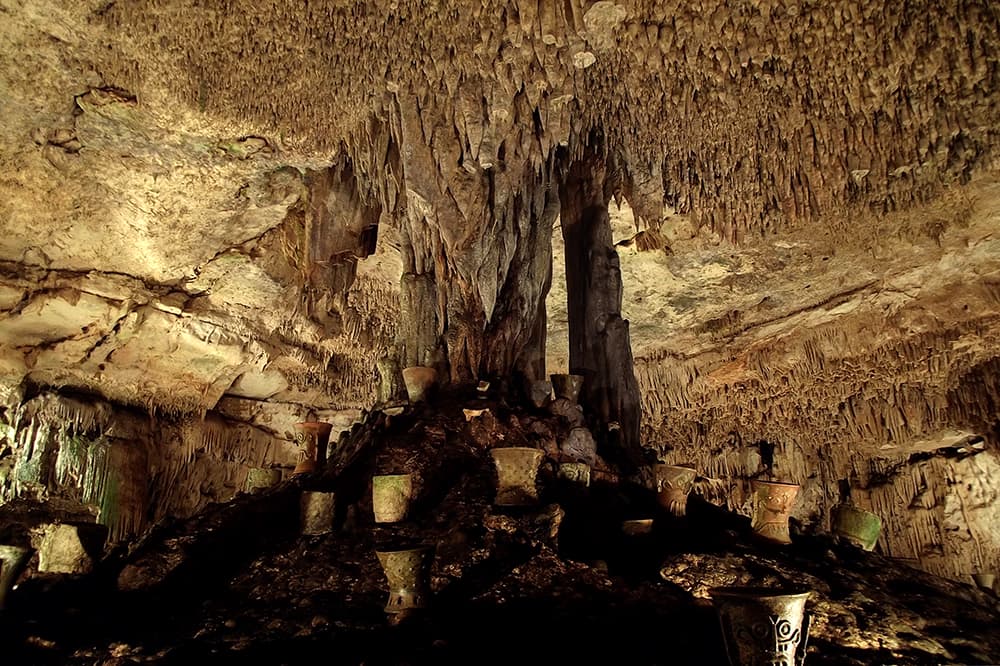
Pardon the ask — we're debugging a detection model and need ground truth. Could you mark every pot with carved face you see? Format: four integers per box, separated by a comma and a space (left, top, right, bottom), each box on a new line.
750, 480, 800, 545
709, 586, 812, 666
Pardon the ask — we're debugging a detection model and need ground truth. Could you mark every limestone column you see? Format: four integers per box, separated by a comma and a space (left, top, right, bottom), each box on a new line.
558, 146, 642, 468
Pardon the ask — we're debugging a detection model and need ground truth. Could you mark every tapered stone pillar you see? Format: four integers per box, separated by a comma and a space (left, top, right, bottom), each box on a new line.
559, 146, 642, 468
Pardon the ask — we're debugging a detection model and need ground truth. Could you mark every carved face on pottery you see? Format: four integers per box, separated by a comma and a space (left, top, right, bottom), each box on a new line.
710, 587, 811, 666
757, 483, 798, 515
750, 481, 799, 545
558, 462, 591, 486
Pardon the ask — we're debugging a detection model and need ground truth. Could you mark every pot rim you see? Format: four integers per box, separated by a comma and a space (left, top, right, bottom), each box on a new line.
402, 365, 437, 374
375, 544, 435, 556
294, 421, 333, 435
490, 446, 544, 453
834, 503, 880, 518
373, 473, 412, 480
709, 585, 812, 601
750, 479, 800, 489
0, 545, 34, 556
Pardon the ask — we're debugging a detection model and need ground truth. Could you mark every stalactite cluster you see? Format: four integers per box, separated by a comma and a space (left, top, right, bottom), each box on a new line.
99, 0, 999, 239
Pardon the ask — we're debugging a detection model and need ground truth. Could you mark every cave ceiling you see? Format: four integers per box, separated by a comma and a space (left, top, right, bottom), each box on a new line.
1, 0, 999, 457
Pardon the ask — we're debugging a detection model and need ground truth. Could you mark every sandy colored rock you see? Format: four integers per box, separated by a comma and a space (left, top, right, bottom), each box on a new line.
36, 522, 108, 574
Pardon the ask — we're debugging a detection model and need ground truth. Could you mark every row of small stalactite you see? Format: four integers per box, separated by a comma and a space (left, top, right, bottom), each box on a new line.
667, 435, 1000, 583
1, 415, 135, 542
0, 395, 290, 545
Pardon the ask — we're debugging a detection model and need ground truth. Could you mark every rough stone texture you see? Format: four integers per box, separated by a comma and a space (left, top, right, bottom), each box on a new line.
0, 0, 999, 591
35, 522, 107, 575
4, 403, 1000, 666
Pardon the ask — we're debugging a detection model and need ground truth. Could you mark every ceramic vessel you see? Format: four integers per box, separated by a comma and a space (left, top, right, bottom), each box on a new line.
710, 586, 812, 666
529, 380, 554, 408
750, 480, 800, 545
0, 545, 33, 611
244, 467, 281, 493
293, 421, 333, 475
372, 474, 414, 523
830, 503, 881, 551
558, 461, 591, 487
300, 491, 336, 535
490, 447, 544, 506
971, 572, 996, 593
654, 464, 698, 517
621, 518, 655, 536
376, 545, 434, 613
550, 373, 585, 403
402, 366, 437, 403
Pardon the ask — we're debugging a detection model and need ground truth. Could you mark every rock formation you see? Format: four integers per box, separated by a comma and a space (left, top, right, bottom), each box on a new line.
0, 1, 999, 660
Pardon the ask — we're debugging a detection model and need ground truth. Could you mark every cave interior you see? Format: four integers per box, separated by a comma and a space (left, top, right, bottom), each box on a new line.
1, 1, 999, 664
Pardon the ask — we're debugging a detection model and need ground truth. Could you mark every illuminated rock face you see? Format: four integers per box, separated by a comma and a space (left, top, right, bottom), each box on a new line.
0, 0, 999, 581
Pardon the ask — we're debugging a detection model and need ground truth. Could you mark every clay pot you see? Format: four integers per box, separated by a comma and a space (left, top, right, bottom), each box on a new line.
750, 480, 800, 545
830, 503, 881, 551
375, 545, 434, 613
710, 586, 812, 666
300, 491, 335, 536
0, 545, 33, 611
490, 447, 544, 506
244, 467, 281, 493
402, 366, 437, 403
971, 572, 996, 593
558, 461, 591, 487
372, 474, 414, 523
293, 421, 333, 475
654, 464, 698, 517
529, 380, 554, 408
621, 518, 655, 536
550, 373, 585, 403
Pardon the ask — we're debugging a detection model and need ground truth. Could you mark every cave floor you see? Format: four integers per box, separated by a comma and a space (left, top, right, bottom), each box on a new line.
4, 396, 1000, 665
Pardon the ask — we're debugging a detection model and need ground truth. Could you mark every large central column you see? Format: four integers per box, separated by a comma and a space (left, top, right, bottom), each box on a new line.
559, 148, 643, 468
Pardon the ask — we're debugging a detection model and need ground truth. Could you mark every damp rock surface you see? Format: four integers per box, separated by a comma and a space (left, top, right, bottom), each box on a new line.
4, 401, 998, 666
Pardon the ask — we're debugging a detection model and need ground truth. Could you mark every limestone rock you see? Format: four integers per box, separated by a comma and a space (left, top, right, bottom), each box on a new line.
36, 522, 108, 575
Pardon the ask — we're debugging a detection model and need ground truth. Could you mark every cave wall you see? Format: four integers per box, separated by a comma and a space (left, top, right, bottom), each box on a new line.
0, 391, 366, 543
1, 0, 999, 584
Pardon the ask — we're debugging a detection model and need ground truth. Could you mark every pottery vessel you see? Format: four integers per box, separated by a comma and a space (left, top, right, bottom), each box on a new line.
710, 586, 812, 666
490, 447, 544, 506
654, 464, 698, 517
971, 572, 996, 592
293, 421, 333, 475
372, 474, 414, 523
402, 366, 437, 403
830, 503, 881, 551
529, 380, 554, 408
376, 545, 434, 613
750, 480, 800, 545
558, 461, 591, 487
244, 467, 281, 493
621, 518, 655, 536
0, 545, 33, 611
300, 491, 336, 535
550, 373, 585, 403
